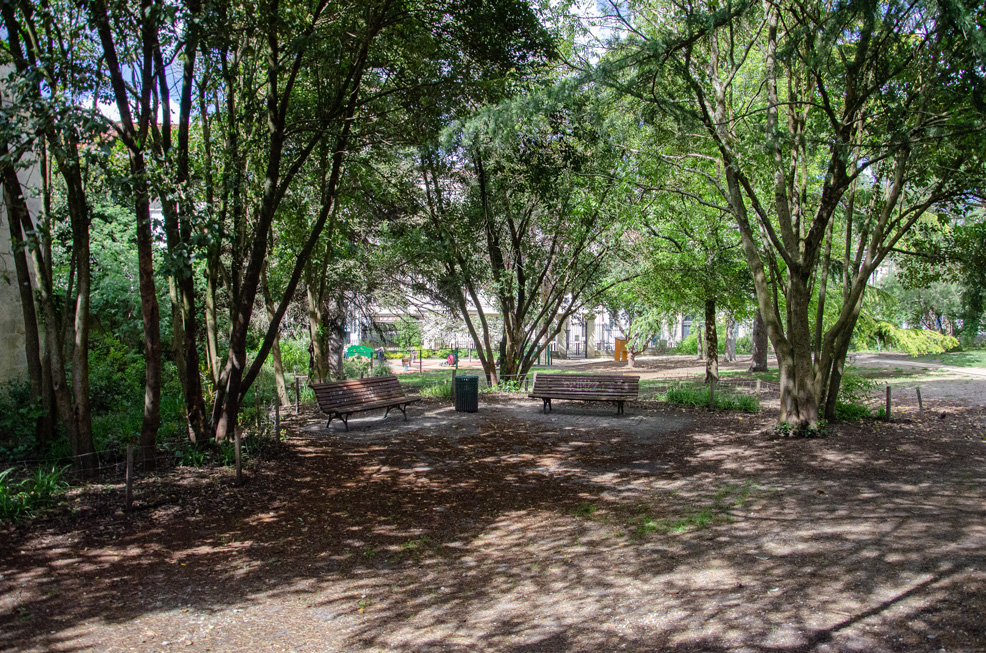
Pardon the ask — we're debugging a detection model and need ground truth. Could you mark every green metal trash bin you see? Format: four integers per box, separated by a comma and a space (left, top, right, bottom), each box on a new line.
454, 375, 479, 413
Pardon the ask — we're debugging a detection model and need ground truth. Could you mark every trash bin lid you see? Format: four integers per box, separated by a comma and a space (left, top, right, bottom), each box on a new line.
456, 375, 478, 380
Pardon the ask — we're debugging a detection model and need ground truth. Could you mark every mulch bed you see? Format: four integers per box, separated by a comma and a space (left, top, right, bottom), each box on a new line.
2, 396, 985, 652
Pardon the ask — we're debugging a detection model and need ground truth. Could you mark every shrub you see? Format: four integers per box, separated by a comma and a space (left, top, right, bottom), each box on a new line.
834, 371, 875, 421
675, 333, 698, 355
0, 381, 45, 460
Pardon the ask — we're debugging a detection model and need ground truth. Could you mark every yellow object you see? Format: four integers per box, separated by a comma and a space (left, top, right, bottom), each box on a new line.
615, 338, 627, 362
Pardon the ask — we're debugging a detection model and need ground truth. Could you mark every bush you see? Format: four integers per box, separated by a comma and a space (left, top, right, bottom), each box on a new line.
834, 371, 875, 421
676, 333, 698, 355
0, 381, 45, 460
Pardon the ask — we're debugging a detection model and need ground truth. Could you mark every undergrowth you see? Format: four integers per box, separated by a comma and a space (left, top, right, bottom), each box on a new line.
661, 384, 760, 412
0, 465, 69, 521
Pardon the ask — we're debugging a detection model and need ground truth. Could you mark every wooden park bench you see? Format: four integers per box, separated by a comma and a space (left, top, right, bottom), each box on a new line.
528, 373, 639, 415
312, 375, 421, 431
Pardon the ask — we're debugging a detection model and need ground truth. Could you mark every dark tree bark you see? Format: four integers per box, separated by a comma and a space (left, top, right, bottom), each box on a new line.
749, 310, 769, 372
324, 294, 348, 381
1, 159, 46, 444
704, 299, 719, 383
91, 0, 163, 462
724, 313, 736, 362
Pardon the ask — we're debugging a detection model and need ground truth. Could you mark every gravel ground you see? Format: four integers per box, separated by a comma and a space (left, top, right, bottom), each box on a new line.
2, 386, 986, 652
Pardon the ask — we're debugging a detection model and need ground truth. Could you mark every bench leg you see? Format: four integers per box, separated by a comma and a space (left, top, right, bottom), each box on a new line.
326, 415, 334, 429
384, 406, 392, 418
617, 401, 624, 415
542, 398, 551, 414
341, 414, 349, 432
400, 404, 408, 421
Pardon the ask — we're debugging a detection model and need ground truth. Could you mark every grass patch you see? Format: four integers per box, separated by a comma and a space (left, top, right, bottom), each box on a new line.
420, 381, 453, 400
661, 383, 760, 412
630, 481, 756, 538
573, 501, 598, 518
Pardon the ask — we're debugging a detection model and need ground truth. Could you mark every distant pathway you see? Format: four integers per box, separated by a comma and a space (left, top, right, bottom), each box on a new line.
854, 352, 986, 379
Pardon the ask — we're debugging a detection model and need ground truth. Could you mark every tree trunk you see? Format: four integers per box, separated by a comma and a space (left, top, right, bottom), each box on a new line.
749, 311, 768, 372
18, 185, 76, 459
204, 250, 222, 387
704, 299, 718, 383
696, 318, 705, 360
262, 267, 290, 406
2, 162, 46, 444
325, 294, 347, 381
724, 313, 736, 363
306, 283, 327, 384
131, 154, 162, 463
62, 163, 96, 475
626, 348, 636, 369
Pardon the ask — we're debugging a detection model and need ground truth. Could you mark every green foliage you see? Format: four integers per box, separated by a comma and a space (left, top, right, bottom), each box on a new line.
675, 333, 698, 355
0, 382, 45, 460
0, 466, 69, 521
420, 381, 453, 399
393, 316, 423, 349
854, 315, 960, 355
275, 338, 310, 375
343, 358, 371, 379
89, 333, 146, 414
370, 361, 394, 377
834, 372, 876, 421
661, 384, 759, 412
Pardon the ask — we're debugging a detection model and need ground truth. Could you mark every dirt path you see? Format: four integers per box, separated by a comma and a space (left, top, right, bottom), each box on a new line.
850, 353, 986, 408
2, 397, 986, 652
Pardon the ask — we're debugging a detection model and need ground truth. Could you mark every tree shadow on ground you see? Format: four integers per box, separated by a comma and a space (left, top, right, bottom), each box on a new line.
1, 399, 985, 651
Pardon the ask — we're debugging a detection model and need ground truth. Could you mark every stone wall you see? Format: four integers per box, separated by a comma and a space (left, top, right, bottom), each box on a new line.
0, 160, 41, 386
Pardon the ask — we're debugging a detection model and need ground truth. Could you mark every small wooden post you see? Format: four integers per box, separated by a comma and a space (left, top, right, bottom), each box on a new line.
755, 379, 761, 395
419, 348, 422, 373
295, 377, 301, 414
235, 427, 243, 486
916, 387, 923, 413
274, 401, 281, 437
885, 385, 892, 421
709, 377, 717, 411
125, 444, 134, 512
254, 390, 260, 427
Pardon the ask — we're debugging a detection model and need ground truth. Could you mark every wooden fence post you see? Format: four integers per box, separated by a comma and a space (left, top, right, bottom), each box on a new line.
755, 379, 761, 395
125, 444, 134, 512
274, 401, 281, 438
885, 385, 892, 421
916, 387, 923, 413
295, 377, 301, 414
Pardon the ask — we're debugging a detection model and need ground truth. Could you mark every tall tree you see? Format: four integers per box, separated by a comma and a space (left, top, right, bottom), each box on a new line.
601, 0, 986, 427
400, 87, 631, 383
2, 0, 101, 473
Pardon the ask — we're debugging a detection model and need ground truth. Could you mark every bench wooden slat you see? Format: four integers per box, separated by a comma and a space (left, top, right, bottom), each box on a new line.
311, 375, 420, 431
527, 372, 639, 415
